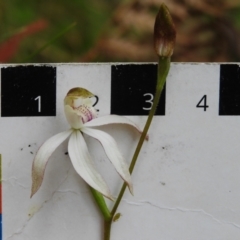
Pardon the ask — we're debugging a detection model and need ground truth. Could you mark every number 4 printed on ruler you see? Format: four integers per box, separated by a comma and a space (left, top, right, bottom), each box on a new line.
196, 95, 209, 111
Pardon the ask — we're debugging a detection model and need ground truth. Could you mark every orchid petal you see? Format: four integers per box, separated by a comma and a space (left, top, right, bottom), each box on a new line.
82, 127, 133, 194
84, 115, 148, 140
31, 130, 72, 197
64, 105, 84, 129
68, 130, 114, 200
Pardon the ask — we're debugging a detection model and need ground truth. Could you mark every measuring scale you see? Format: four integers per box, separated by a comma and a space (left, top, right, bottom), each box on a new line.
0, 63, 240, 239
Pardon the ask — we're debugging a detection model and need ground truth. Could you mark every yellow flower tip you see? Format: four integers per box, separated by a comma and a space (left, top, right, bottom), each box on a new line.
30, 170, 41, 198
128, 182, 134, 196
30, 186, 36, 198
154, 3, 176, 57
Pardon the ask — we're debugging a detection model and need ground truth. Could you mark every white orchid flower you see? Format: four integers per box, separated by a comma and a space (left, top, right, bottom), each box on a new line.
31, 87, 146, 200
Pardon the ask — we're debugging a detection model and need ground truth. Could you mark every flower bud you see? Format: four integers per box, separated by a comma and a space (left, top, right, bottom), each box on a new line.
154, 4, 176, 57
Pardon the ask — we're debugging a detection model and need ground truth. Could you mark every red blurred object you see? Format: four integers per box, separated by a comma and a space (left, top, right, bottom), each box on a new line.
0, 19, 48, 62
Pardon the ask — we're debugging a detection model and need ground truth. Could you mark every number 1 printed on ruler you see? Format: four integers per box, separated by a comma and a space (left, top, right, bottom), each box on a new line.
34, 96, 41, 113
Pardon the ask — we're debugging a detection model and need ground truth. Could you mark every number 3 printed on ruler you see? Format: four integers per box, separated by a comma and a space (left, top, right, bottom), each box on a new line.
143, 93, 154, 110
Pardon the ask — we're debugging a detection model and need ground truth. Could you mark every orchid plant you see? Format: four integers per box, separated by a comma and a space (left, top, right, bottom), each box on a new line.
31, 87, 143, 200
31, 3, 176, 240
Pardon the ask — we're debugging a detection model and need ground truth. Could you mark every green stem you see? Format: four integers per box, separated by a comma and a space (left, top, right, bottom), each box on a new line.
103, 219, 112, 240
89, 187, 112, 221
104, 56, 171, 239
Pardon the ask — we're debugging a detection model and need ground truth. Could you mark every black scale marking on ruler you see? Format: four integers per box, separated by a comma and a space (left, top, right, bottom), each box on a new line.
111, 64, 165, 116
1, 66, 56, 117
219, 64, 240, 115
1, 64, 240, 116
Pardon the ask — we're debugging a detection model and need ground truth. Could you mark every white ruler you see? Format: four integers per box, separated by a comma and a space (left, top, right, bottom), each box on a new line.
1, 63, 240, 240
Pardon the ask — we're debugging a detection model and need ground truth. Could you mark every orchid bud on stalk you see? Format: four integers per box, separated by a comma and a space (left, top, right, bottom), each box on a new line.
104, 4, 177, 239
154, 4, 176, 57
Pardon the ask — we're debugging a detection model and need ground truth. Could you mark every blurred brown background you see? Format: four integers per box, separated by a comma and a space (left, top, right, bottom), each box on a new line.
1, 0, 240, 63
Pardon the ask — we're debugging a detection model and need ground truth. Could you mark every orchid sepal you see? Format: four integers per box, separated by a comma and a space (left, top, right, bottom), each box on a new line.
84, 115, 149, 141
68, 130, 114, 200
31, 130, 72, 198
82, 127, 133, 194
